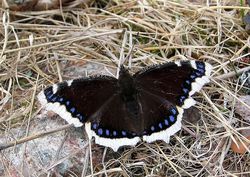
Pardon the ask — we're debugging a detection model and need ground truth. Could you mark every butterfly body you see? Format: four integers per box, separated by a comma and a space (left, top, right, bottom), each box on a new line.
117, 67, 141, 122
38, 60, 212, 151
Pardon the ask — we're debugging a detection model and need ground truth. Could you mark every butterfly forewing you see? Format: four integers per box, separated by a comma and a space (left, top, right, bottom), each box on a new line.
38, 76, 118, 127
134, 61, 212, 109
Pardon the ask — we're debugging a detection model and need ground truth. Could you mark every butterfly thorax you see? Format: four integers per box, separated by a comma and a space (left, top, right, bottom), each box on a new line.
118, 67, 141, 119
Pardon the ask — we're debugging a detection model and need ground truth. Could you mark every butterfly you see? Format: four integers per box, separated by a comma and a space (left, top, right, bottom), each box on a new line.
38, 60, 212, 151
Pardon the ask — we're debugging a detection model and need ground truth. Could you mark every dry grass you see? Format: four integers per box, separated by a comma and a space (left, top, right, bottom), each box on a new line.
0, 0, 250, 176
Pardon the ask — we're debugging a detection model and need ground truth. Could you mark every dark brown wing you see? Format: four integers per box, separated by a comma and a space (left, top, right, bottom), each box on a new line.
134, 61, 212, 108
37, 76, 118, 127
84, 94, 142, 151
133, 61, 212, 143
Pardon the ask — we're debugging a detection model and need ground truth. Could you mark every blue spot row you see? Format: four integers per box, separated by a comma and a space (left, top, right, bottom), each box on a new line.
63, 101, 85, 122
45, 90, 52, 97
196, 61, 205, 69
91, 123, 134, 138
44, 91, 85, 122
179, 62, 206, 105
196, 61, 206, 74
96, 128, 120, 137
147, 108, 178, 135
179, 95, 187, 104
170, 108, 177, 115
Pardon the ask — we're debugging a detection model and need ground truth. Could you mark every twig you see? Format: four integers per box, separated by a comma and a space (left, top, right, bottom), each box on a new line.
0, 124, 72, 151
215, 66, 250, 80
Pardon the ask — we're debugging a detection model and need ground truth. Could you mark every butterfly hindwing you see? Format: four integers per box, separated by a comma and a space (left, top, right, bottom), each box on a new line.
136, 90, 183, 143
85, 94, 141, 151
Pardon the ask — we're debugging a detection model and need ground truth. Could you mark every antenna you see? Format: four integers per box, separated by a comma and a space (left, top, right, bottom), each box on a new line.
123, 32, 139, 69
98, 31, 139, 78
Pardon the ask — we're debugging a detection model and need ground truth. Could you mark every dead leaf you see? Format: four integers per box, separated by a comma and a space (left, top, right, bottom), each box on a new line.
231, 136, 250, 154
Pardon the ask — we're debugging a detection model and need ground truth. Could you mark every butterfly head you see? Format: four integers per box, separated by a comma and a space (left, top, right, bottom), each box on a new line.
118, 65, 137, 98
119, 65, 129, 75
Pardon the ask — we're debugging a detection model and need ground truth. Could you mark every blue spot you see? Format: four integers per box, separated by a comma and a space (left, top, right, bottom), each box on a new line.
195, 71, 202, 77
66, 101, 70, 106
132, 132, 136, 136
97, 128, 103, 135
45, 90, 52, 96
122, 131, 127, 136
171, 108, 177, 115
185, 80, 191, 85
79, 115, 84, 121
190, 74, 196, 80
70, 107, 76, 113
151, 126, 155, 131
143, 131, 147, 135
77, 114, 84, 122
105, 129, 110, 136
92, 123, 97, 129
179, 95, 186, 103
169, 115, 175, 122
158, 123, 163, 129
196, 61, 205, 68
47, 94, 54, 100
113, 131, 117, 136
197, 68, 205, 74
51, 96, 57, 102
183, 88, 189, 94
164, 119, 169, 126
59, 98, 64, 102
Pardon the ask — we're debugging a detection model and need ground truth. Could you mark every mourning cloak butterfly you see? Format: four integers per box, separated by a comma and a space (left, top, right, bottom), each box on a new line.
38, 60, 212, 151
